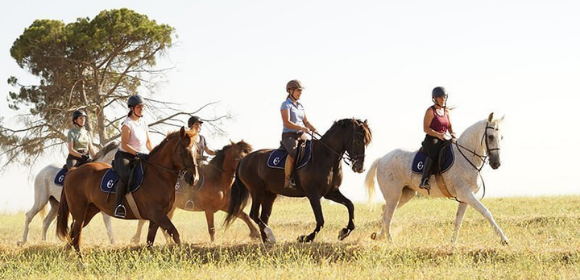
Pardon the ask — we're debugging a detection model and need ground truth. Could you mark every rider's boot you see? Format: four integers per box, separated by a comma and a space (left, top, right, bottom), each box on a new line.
283, 156, 296, 189
419, 157, 434, 194
114, 180, 128, 218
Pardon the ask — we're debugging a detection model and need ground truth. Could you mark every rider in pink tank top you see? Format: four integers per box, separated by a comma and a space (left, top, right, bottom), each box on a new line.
419, 87, 456, 193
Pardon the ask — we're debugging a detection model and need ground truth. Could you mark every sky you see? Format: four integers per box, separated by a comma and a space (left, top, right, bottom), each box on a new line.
1, 0, 579, 213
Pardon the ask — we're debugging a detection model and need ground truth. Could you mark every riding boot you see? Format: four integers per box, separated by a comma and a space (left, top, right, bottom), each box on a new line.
419, 157, 434, 194
114, 180, 128, 218
283, 156, 296, 189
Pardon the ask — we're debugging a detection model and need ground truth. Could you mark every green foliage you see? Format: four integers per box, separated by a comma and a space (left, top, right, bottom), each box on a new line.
1, 8, 176, 166
1, 196, 579, 279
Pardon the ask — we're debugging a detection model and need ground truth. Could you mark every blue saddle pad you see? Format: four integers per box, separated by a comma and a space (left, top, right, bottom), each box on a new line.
100, 163, 145, 193
412, 146, 455, 174
54, 168, 67, 186
267, 141, 312, 170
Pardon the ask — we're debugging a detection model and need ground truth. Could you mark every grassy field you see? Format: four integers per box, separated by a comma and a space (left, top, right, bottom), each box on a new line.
1, 196, 579, 279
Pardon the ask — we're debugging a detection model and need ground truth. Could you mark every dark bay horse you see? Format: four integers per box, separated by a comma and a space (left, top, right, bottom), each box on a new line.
131, 140, 260, 243
225, 118, 372, 243
56, 127, 198, 254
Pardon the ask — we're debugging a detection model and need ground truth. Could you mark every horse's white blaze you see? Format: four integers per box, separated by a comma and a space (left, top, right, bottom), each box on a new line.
18, 143, 118, 245
366, 113, 508, 244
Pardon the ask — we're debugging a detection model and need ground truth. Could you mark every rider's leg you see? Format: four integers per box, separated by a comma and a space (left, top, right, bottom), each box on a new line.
283, 155, 296, 188
419, 156, 434, 193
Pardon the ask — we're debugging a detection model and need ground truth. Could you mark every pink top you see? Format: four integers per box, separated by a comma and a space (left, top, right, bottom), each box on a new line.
429, 106, 449, 134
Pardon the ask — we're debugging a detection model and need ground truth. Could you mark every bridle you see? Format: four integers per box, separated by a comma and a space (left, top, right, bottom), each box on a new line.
454, 122, 500, 199
455, 123, 500, 172
312, 122, 366, 167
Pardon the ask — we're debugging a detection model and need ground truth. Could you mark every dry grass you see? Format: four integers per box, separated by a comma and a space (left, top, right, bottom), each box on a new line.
1, 196, 579, 279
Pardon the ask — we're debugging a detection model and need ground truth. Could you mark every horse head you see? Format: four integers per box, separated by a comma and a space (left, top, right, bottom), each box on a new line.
485, 112, 504, 169
175, 127, 199, 185
325, 118, 372, 173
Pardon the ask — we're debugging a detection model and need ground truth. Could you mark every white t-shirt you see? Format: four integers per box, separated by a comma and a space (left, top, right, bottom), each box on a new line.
119, 117, 149, 153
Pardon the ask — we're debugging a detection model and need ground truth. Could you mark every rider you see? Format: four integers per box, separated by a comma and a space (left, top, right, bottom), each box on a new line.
419, 86, 456, 193
188, 115, 215, 163
280, 79, 318, 188
66, 110, 95, 170
113, 95, 152, 218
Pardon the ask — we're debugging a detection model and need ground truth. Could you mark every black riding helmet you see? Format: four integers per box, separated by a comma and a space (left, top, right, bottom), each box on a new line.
127, 95, 145, 108
432, 87, 448, 106
72, 110, 87, 125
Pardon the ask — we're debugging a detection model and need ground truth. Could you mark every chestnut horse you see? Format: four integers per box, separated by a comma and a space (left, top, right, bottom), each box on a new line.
18, 141, 118, 246
225, 118, 372, 243
56, 128, 198, 254
131, 140, 260, 243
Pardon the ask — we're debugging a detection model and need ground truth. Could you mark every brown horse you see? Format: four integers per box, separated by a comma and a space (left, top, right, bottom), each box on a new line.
56, 127, 198, 254
225, 118, 372, 243
131, 140, 260, 243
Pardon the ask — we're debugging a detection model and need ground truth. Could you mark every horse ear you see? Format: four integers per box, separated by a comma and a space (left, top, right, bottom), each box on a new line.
364, 119, 368, 125
180, 126, 186, 137
230, 140, 235, 145
488, 112, 494, 122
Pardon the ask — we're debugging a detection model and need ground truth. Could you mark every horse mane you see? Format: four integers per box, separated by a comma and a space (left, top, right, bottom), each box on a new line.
329, 118, 373, 145
149, 129, 194, 157
94, 141, 119, 160
204, 145, 229, 179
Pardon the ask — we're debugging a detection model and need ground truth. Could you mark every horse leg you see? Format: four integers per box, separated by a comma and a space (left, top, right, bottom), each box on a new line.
372, 188, 403, 244
162, 207, 177, 244
324, 190, 355, 241
132, 219, 147, 244
247, 191, 272, 243
451, 202, 468, 244
41, 198, 59, 242
146, 221, 160, 247
204, 210, 216, 243
460, 192, 509, 245
298, 194, 324, 243
148, 212, 181, 246
101, 213, 116, 244
259, 192, 278, 243
18, 195, 51, 246
233, 211, 260, 239
131, 220, 146, 244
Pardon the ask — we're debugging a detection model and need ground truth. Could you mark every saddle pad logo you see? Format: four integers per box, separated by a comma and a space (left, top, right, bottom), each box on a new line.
54, 169, 68, 186
267, 141, 312, 170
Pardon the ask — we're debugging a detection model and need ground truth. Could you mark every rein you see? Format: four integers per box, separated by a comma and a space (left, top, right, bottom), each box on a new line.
141, 135, 196, 178
454, 124, 500, 200
311, 127, 364, 167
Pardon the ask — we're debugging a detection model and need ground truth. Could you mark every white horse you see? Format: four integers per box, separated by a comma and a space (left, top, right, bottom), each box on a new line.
364, 113, 509, 245
18, 141, 119, 246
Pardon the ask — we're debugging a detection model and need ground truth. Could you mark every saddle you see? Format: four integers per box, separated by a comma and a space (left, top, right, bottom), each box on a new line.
412, 140, 454, 174
267, 140, 312, 170
99, 162, 145, 193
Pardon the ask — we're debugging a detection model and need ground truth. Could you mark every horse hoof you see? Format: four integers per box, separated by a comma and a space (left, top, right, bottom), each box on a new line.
501, 239, 510, 246
371, 232, 377, 240
17, 240, 25, 247
338, 228, 352, 241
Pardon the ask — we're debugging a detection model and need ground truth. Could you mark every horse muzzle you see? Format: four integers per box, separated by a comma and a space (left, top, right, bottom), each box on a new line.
184, 171, 195, 186
352, 161, 365, 173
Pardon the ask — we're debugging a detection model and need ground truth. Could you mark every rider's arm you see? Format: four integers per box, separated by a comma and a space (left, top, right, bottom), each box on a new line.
120, 125, 138, 155
446, 109, 456, 139
303, 114, 318, 134
67, 141, 83, 158
281, 109, 309, 133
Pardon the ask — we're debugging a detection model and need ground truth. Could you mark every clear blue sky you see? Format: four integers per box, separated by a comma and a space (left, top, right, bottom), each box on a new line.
1, 0, 579, 212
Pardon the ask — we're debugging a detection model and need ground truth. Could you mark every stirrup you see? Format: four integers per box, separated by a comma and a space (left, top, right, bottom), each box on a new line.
114, 205, 126, 218
284, 178, 296, 189
419, 179, 431, 195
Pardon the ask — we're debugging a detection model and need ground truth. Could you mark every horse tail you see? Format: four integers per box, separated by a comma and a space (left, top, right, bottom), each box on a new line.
224, 166, 249, 227
56, 185, 70, 241
364, 157, 381, 202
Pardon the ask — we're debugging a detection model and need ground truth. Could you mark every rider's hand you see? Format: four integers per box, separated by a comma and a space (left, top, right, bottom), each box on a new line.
81, 154, 90, 161
135, 152, 149, 160
301, 127, 311, 134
